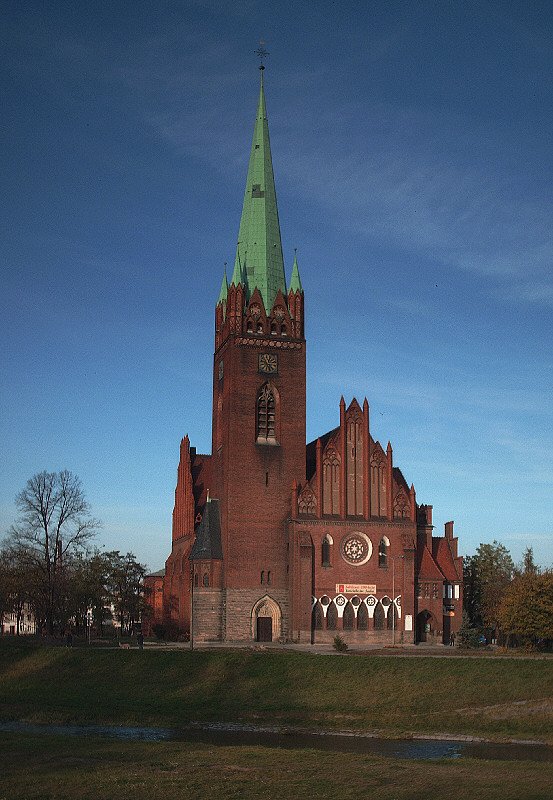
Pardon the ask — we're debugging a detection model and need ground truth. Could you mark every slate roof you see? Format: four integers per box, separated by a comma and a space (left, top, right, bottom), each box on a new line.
417, 545, 446, 581
433, 537, 462, 581
189, 498, 223, 561
145, 568, 165, 578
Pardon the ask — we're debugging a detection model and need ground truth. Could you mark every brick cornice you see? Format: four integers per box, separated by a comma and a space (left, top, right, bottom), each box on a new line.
288, 517, 415, 529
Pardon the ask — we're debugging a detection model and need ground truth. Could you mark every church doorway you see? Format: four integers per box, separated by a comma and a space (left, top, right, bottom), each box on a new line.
417, 610, 433, 642
257, 617, 272, 641
251, 595, 282, 642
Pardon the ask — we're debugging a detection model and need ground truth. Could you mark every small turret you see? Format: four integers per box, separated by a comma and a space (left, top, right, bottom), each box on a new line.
217, 267, 228, 305
289, 253, 303, 293
287, 251, 305, 338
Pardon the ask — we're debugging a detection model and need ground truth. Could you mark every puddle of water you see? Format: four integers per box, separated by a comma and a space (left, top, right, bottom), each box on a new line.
0, 721, 551, 763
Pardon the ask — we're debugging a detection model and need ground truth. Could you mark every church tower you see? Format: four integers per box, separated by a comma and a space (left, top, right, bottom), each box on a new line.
209, 66, 306, 641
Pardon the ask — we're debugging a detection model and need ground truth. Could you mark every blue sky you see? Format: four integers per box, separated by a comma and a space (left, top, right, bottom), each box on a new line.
1, 1, 552, 571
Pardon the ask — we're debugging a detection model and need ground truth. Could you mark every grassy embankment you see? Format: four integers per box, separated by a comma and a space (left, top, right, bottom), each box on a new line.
1, 641, 553, 742
3, 733, 553, 800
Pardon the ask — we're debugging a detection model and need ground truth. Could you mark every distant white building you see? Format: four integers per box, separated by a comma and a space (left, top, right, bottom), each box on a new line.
1, 605, 36, 635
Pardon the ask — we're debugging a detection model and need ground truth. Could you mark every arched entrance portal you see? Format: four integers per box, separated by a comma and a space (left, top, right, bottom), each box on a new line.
251, 595, 282, 642
417, 610, 434, 643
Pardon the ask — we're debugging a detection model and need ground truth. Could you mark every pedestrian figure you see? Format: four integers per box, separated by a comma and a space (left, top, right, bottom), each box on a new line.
449, 631, 455, 647
137, 633, 144, 650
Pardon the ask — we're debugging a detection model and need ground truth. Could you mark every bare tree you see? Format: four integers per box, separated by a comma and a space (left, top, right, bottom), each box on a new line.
8, 470, 100, 635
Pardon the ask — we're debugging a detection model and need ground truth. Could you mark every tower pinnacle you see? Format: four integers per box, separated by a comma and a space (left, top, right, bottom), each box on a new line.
217, 264, 228, 304
289, 251, 303, 294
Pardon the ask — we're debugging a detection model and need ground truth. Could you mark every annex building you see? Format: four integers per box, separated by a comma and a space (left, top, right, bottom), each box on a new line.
144, 69, 463, 646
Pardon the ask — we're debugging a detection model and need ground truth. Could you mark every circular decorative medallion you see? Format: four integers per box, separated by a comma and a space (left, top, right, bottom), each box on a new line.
340, 532, 373, 566
273, 305, 285, 319
335, 595, 346, 607
366, 596, 376, 607
250, 303, 261, 318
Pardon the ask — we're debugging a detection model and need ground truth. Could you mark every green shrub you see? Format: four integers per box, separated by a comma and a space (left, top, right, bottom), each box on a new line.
332, 635, 348, 652
457, 612, 484, 649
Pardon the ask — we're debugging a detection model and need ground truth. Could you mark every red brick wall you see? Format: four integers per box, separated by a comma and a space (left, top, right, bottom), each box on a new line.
212, 332, 306, 606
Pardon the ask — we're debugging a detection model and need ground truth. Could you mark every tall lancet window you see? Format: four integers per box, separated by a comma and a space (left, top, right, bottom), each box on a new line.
256, 383, 278, 443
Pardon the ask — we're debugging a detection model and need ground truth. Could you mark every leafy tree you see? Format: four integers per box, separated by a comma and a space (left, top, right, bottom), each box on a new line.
462, 555, 481, 628
104, 551, 146, 636
67, 550, 111, 636
520, 546, 539, 576
0, 549, 16, 631
6, 471, 99, 634
463, 541, 514, 635
499, 571, 553, 648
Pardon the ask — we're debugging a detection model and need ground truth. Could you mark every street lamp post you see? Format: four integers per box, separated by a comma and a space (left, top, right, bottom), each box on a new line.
190, 566, 194, 651
391, 555, 404, 646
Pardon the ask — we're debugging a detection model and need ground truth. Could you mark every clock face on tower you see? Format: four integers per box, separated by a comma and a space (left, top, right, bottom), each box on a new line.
258, 353, 278, 374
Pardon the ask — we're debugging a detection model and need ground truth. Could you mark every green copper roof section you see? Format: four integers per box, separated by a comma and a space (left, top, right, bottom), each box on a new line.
217, 267, 228, 304
289, 253, 303, 293
235, 70, 286, 311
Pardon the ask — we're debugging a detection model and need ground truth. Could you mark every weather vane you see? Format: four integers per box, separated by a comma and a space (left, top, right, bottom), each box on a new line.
255, 40, 269, 70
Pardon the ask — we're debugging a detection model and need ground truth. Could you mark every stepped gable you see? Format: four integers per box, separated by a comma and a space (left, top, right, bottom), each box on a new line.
306, 427, 338, 481
392, 466, 410, 493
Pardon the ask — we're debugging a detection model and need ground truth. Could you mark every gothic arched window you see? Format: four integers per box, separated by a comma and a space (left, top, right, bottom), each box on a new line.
357, 602, 369, 630
378, 537, 388, 568
322, 536, 331, 567
326, 601, 338, 630
312, 601, 324, 630
202, 573, 209, 587
373, 601, 385, 630
257, 383, 278, 443
343, 601, 355, 630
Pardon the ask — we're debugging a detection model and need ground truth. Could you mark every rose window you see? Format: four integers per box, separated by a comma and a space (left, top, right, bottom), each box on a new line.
340, 533, 372, 566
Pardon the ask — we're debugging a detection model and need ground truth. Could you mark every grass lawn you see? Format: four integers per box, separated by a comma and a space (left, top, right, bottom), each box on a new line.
1, 733, 553, 800
1, 642, 553, 743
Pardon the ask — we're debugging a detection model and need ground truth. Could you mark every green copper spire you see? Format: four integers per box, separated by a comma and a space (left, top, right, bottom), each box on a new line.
217, 266, 228, 304
289, 252, 303, 293
235, 69, 286, 311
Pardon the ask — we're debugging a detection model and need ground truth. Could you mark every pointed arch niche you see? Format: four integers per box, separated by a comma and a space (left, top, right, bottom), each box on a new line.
371, 447, 387, 517
251, 595, 282, 641
323, 447, 341, 515
346, 409, 364, 516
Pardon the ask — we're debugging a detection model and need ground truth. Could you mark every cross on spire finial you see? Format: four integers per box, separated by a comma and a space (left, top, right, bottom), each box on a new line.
255, 40, 269, 70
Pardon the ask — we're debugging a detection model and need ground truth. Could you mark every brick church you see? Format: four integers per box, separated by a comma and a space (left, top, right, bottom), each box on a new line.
144, 68, 463, 646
